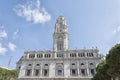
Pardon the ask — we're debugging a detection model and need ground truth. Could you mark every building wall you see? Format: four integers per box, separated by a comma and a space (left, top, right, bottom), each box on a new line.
17, 51, 103, 79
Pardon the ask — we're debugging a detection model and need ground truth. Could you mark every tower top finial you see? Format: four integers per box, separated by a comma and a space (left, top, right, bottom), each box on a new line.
59, 15, 64, 18
57, 15, 65, 21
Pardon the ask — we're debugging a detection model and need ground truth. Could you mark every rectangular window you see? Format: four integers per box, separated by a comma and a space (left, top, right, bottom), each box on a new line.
71, 69, 76, 76
91, 69, 95, 75
58, 70, 62, 75
57, 41, 63, 50
29, 54, 35, 58
37, 54, 43, 58
44, 69, 48, 76
44, 54, 51, 58
70, 53, 76, 57
26, 69, 31, 76
35, 69, 39, 76
81, 69, 85, 76
57, 54, 63, 58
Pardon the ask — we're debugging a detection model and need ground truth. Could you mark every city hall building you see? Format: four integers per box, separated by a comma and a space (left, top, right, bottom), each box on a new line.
17, 16, 104, 80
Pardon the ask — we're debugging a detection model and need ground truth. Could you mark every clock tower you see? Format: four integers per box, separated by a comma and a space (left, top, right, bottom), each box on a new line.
53, 16, 69, 51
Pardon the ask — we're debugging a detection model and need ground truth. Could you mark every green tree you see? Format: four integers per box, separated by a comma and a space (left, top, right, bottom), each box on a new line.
106, 44, 120, 79
92, 44, 120, 80
91, 61, 111, 80
0, 67, 18, 80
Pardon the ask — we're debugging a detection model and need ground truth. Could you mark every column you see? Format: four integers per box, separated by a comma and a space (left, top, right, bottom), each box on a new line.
64, 61, 70, 78
41, 62, 43, 76
43, 53, 44, 58
27, 53, 29, 59
77, 60, 79, 76
35, 53, 37, 59
31, 62, 35, 76
85, 51, 87, 57
49, 61, 55, 77
76, 52, 78, 58
54, 52, 56, 58
86, 61, 89, 77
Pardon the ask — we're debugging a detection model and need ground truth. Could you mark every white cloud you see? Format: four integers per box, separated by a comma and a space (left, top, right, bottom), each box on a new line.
14, 29, 19, 36
8, 42, 16, 51
0, 29, 7, 39
13, 29, 19, 39
14, 0, 51, 24
0, 43, 7, 55
113, 26, 120, 34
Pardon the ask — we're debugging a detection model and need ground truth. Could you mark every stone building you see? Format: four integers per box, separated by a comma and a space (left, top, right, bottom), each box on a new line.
17, 16, 104, 80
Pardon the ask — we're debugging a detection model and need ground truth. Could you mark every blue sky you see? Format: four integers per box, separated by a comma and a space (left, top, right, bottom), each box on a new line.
0, 0, 120, 69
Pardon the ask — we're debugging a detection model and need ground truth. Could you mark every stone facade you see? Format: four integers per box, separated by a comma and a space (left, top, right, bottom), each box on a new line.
17, 16, 104, 80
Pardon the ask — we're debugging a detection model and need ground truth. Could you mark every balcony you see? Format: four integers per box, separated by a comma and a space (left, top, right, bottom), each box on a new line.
43, 66, 49, 69
34, 66, 41, 69
26, 66, 32, 69
79, 65, 87, 68
71, 65, 77, 69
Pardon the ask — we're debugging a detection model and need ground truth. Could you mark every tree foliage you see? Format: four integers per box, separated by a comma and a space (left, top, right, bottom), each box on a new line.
106, 44, 120, 78
91, 61, 111, 80
0, 67, 18, 80
92, 43, 120, 80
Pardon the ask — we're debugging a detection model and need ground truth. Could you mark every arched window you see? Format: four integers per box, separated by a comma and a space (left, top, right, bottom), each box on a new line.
43, 64, 49, 76
81, 63, 84, 65
56, 63, 64, 76
72, 63, 75, 65
45, 64, 48, 66
28, 64, 32, 66
90, 63, 93, 66
57, 66, 63, 76
36, 64, 40, 66
70, 63, 77, 76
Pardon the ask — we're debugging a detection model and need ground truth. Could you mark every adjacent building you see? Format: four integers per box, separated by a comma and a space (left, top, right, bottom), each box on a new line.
17, 16, 104, 80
